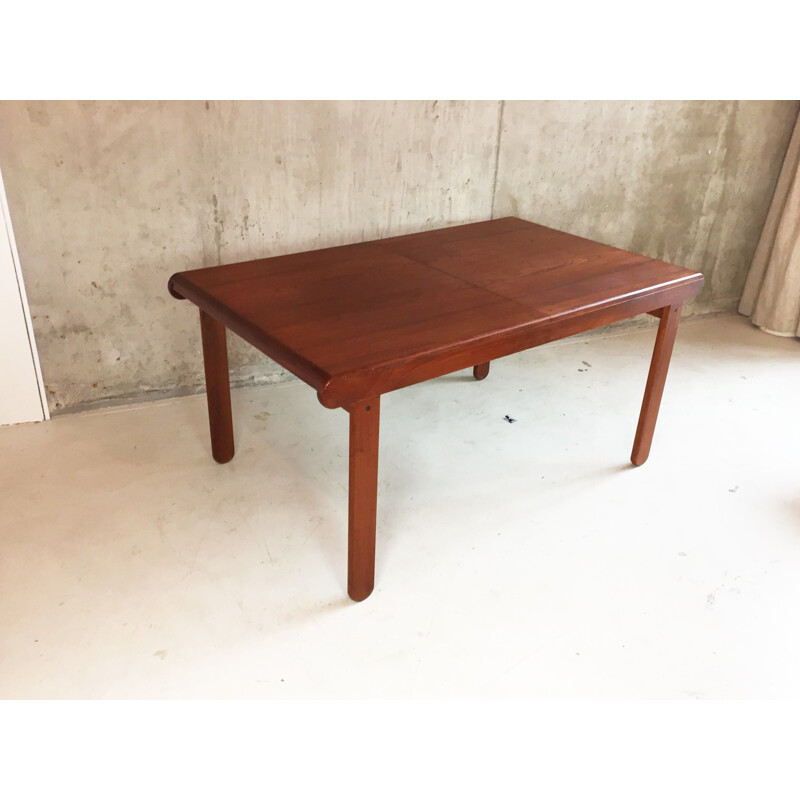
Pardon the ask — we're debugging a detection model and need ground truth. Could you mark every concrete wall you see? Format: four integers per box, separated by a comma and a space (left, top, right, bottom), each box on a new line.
494, 101, 799, 314
0, 100, 796, 412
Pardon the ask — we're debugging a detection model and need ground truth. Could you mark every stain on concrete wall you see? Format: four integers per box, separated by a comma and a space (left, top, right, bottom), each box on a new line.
0, 100, 796, 411
0, 100, 499, 410
493, 100, 799, 314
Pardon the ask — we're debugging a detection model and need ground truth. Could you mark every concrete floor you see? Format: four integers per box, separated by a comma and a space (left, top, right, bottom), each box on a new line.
1, 313, 799, 699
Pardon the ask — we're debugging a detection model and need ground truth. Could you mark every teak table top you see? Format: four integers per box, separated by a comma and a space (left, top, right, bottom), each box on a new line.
168, 217, 703, 409
169, 216, 704, 601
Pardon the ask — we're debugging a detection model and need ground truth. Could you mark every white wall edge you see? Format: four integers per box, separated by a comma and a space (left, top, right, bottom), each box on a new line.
0, 163, 50, 420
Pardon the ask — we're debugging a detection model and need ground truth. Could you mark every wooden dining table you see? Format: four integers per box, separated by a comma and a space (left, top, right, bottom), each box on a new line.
168, 216, 704, 601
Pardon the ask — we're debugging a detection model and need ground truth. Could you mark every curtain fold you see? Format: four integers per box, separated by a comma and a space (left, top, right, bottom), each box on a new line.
739, 110, 800, 337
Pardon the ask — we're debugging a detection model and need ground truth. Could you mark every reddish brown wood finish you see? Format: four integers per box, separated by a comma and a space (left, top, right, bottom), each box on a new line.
168, 218, 703, 410
631, 304, 682, 466
199, 309, 235, 464
347, 398, 380, 601
473, 362, 490, 381
169, 217, 704, 600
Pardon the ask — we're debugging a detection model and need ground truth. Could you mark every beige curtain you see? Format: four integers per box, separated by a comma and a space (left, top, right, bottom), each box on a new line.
739, 110, 800, 337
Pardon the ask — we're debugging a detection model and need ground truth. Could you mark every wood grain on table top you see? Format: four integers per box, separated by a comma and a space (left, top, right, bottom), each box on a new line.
168, 217, 704, 408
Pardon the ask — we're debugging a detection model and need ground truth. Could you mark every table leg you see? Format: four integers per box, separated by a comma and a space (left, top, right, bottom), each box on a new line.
199, 309, 235, 464
631, 304, 682, 466
473, 362, 490, 381
348, 397, 380, 601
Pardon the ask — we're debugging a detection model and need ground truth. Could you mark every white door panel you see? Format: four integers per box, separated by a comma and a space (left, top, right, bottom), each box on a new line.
0, 165, 48, 425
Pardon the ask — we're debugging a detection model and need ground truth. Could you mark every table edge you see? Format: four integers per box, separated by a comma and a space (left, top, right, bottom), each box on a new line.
168, 273, 334, 391
316, 274, 704, 409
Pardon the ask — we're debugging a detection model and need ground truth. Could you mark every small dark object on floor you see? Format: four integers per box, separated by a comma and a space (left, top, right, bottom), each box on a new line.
582, 360, 592, 367
504, 415, 516, 423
